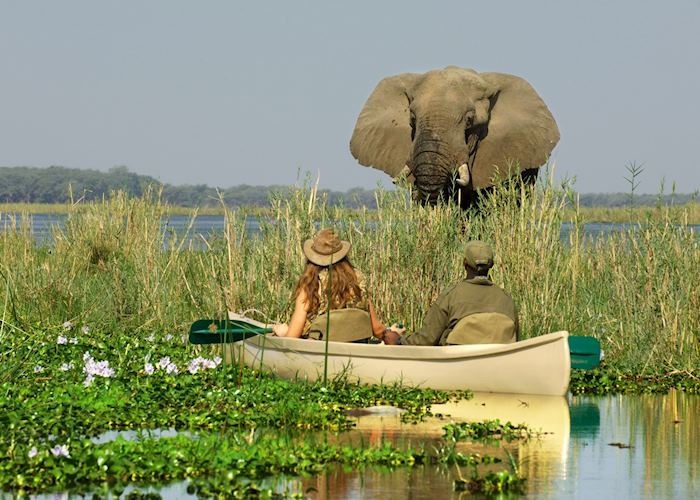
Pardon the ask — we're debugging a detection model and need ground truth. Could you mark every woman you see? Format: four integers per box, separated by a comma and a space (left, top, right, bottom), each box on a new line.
272, 228, 385, 339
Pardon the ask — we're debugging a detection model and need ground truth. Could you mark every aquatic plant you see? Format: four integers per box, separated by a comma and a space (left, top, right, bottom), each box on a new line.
443, 419, 534, 442
570, 367, 700, 394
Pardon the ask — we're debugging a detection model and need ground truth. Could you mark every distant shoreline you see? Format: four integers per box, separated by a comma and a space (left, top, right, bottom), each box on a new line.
1, 165, 698, 211
2, 201, 700, 224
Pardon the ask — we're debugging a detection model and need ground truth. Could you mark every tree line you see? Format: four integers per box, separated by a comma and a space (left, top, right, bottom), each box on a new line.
0, 166, 377, 208
0, 166, 696, 208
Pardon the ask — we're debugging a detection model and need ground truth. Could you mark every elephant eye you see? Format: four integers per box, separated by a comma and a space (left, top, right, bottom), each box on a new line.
465, 112, 474, 128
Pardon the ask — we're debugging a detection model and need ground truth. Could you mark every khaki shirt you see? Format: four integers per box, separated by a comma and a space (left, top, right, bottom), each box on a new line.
400, 277, 519, 346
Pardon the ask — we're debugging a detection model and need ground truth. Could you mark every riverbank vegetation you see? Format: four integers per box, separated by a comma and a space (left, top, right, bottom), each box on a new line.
2, 178, 698, 373
1, 177, 698, 495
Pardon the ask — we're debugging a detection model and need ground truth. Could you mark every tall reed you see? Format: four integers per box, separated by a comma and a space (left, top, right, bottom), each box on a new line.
1, 180, 698, 373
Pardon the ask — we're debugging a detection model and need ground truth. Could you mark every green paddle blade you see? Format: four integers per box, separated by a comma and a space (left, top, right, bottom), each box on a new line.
569, 335, 602, 370
188, 319, 273, 345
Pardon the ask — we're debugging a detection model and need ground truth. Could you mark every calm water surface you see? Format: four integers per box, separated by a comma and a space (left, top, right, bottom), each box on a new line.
298, 392, 699, 499
3, 213, 698, 243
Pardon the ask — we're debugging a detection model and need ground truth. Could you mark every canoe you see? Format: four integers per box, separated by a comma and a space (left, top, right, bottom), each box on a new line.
236, 330, 572, 396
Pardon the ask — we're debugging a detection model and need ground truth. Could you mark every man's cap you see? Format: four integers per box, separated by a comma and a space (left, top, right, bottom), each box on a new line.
464, 240, 494, 269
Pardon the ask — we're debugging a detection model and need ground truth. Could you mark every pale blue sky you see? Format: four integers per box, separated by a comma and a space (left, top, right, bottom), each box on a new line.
2, 1, 699, 193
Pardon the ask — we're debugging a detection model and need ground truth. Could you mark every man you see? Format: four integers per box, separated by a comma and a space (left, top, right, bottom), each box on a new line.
378, 240, 519, 346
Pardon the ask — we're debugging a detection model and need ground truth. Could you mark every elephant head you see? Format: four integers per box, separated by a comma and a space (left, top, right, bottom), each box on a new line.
350, 66, 560, 206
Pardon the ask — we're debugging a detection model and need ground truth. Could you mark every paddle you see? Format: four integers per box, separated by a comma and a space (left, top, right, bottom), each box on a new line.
188, 318, 273, 345
568, 335, 602, 370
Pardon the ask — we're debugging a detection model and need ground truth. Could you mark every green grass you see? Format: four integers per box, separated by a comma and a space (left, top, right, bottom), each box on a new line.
1, 180, 699, 375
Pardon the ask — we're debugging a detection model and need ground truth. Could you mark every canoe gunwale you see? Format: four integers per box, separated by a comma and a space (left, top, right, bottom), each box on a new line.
243, 330, 570, 361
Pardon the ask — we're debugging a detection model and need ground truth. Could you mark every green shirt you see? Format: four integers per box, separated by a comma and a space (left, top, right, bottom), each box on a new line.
400, 277, 519, 346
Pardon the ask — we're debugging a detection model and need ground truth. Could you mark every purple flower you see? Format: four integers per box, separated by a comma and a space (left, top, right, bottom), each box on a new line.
62, 321, 73, 330
82, 352, 115, 386
57, 335, 68, 345
28, 446, 38, 458
165, 334, 174, 341
82, 326, 90, 334
59, 363, 74, 372
165, 362, 178, 375
187, 359, 201, 374
144, 363, 154, 375
157, 357, 171, 370
50, 444, 70, 458
186, 356, 221, 374
34, 365, 44, 373
146, 334, 155, 342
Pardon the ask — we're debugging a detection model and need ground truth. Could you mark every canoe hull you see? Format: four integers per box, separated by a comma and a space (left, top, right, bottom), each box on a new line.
239, 331, 571, 396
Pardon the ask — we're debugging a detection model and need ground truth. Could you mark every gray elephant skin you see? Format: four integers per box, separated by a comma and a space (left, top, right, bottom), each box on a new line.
350, 66, 560, 208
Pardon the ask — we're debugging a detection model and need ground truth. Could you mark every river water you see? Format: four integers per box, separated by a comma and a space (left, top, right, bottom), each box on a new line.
29, 391, 698, 499
299, 391, 699, 499
3, 213, 699, 243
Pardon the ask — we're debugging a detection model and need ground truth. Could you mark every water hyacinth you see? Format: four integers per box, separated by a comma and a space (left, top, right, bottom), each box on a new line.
62, 321, 73, 330
144, 362, 154, 375
33, 365, 44, 373
82, 351, 115, 386
50, 444, 70, 458
82, 326, 90, 334
157, 356, 172, 370
59, 363, 74, 372
187, 356, 222, 374
28, 446, 38, 459
57, 335, 68, 345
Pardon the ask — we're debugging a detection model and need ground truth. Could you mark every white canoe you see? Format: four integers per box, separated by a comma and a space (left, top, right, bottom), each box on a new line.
236, 330, 571, 396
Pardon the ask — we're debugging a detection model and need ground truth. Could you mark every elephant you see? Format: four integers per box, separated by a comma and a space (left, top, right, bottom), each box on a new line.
350, 66, 560, 208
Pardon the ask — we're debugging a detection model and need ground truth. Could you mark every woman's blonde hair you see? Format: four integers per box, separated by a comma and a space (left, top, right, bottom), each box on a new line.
294, 257, 362, 316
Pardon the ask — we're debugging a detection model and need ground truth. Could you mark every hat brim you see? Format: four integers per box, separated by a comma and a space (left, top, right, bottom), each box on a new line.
303, 239, 351, 266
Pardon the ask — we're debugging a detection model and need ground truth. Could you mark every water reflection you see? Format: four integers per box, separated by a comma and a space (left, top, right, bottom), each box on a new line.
300, 392, 698, 499
563, 391, 699, 500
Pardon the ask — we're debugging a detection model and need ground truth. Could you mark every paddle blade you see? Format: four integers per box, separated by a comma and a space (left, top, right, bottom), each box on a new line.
188, 319, 272, 345
569, 336, 602, 370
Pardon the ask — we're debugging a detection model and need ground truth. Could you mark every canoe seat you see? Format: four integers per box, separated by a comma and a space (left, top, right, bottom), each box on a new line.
306, 308, 373, 343
445, 312, 516, 345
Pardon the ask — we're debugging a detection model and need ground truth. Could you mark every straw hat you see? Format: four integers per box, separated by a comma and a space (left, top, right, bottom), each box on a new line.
303, 228, 351, 266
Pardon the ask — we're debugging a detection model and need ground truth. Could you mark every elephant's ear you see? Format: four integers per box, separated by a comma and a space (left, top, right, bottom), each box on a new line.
471, 73, 560, 188
350, 73, 420, 178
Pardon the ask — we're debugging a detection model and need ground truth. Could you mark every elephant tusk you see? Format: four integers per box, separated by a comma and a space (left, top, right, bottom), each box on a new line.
456, 163, 470, 186
393, 165, 412, 184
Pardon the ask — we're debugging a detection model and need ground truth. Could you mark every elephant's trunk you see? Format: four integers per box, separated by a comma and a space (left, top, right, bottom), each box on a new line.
409, 122, 467, 204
